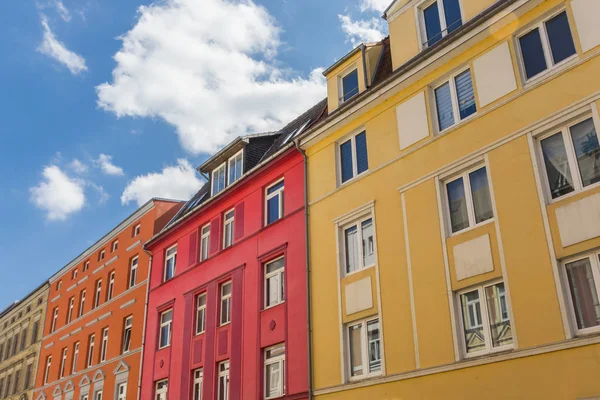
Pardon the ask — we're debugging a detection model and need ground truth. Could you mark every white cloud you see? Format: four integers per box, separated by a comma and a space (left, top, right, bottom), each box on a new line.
38, 15, 87, 75
96, 0, 325, 155
69, 159, 88, 174
30, 165, 86, 221
54, 0, 71, 22
88, 182, 109, 204
121, 159, 204, 206
95, 154, 124, 176
359, 0, 391, 13
339, 14, 387, 46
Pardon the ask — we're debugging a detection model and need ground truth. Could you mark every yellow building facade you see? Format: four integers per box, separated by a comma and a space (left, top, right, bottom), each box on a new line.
300, 0, 600, 398
0, 282, 49, 400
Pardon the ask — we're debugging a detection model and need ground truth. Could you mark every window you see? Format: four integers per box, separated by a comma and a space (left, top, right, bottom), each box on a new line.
31, 320, 39, 345
79, 290, 86, 317
94, 390, 103, 400
44, 356, 51, 384
13, 370, 19, 395
57, 280, 62, 291
434, 68, 476, 131
218, 361, 230, 400
342, 217, 375, 275
112, 240, 118, 253
99, 249, 105, 262
155, 380, 168, 400
458, 281, 513, 356
539, 116, 600, 200
67, 297, 75, 324
220, 282, 232, 326
563, 252, 600, 334
82, 395, 89, 400
212, 163, 227, 195
94, 279, 102, 308
60, 347, 67, 378
87, 334, 95, 368
347, 318, 381, 379
129, 256, 139, 288
445, 166, 493, 234
83, 261, 90, 272
164, 245, 177, 282
20, 327, 27, 351
5, 375, 10, 398
72, 342, 79, 374
200, 224, 210, 261
133, 224, 141, 238
264, 344, 285, 399
12, 333, 18, 355
100, 327, 109, 362
51, 307, 59, 332
228, 150, 243, 185
340, 68, 359, 103
420, 0, 462, 47
339, 131, 368, 184
5, 338, 10, 359
223, 210, 235, 249
518, 10, 576, 81
193, 369, 203, 400
25, 363, 33, 389
72, 268, 78, 280
265, 180, 284, 225
196, 294, 207, 335
117, 383, 127, 400
107, 271, 115, 301
159, 309, 173, 349
265, 257, 285, 308
122, 316, 132, 354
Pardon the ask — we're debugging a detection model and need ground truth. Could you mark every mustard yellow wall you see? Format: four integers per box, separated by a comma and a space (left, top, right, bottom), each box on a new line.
462, 0, 497, 21
326, 52, 366, 113
389, 10, 420, 70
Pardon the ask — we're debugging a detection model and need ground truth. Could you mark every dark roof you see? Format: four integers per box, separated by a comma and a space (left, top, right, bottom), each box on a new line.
371, 37, 392, 87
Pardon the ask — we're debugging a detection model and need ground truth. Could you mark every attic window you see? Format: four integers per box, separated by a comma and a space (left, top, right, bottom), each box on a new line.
282, 119, 312, 145
212, 163, 226, 195
228, 150, 243, 185
341, 69, 359, 103
420, 0, 463, 48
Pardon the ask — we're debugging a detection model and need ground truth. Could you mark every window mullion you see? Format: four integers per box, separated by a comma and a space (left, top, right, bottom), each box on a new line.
539, 23, 554, 68
438, 0, 448, 35
589, 255, 600, 302
352, 136, 358, 178
479, 286, 493, 353
449, 77, 460, 124
361, 322, 368, 375
562, 128, 583, 191
464, 173, 477, 227
357, 222, 365, 270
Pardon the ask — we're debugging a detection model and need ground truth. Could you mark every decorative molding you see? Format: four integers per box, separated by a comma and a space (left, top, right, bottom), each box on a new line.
77, 277, 88, 285
98, 312, 111, 321
51, 295, 60, 303
126, 240, 140, 252
44, 342, 54, 349
66, 284, 76, 293
59, 334, 70, 341
119, 299, 135, 310
85, 319, 98, 328
92, 264, 105, 274
70, 327, 82, 335
332, 200, 375, 224
105, 256, 118, 267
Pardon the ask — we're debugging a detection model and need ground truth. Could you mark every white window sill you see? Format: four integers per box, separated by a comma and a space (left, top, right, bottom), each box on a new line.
448, 218, 494, 238
343, 263, 376, 279
548, 181, 600, 206
436, 112, 478, 136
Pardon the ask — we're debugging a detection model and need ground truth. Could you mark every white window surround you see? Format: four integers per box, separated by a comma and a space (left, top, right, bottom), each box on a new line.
223, 210, 235, 249
337, 129, 369, 186
195, 293, 207, 335
164, 245, 177, 282
87, 334, 95, 368
340, 214, 376, 277
264, 344, 285, 399
227, 150, 244, 185
345, 317, 382, 382
100, 327, 109, 362
338, 64, 360, 105
212, 163, 227, 196
265, 179, 285, 225
416, 0, 465, 49
432, 67, 477, 134
515, 8, 578, 85
72, 342, 79, 374
155, 379, 168, 400
129, 257, 138, 289
220, 281, 232, 326
44, 357, 51, 384
535, 111, 600, 203
158, 309, 173, 349
111, 240, 118, 253
133, 225, 141, 238
107, 272, 115, 301
60, 347, 68, 378
193, 369, 203, 400
94, 280, 102, 308
122, 316, 132, 354
217, 361, 229, 400
264, 257, 285, 309
200, 224, 211, 262
99, 250, 105, 262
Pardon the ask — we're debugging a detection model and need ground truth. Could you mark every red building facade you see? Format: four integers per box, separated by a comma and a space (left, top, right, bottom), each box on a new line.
141, 100, 327, 400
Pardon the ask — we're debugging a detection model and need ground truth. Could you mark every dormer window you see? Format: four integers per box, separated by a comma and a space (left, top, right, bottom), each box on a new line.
228, 150, 243, 185
212, 163, 227, 195
419, 0, 462, 48
340, 68, 359, 103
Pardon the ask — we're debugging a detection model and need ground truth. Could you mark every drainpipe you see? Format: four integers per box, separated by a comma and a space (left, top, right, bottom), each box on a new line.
137, 249, 153, 400
361, 44, 369, 89
294, 139, 313, 400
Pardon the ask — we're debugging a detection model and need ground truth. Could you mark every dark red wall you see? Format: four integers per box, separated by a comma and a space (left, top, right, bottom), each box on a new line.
141, 148, 308, 400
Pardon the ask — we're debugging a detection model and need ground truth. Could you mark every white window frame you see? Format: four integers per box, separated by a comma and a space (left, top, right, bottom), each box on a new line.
72, 268, 78, 280
345, 317, 382, 382
87, 334, 95, 368
212, 162, 227, 196
72, 342, 79, 374
81, 395, 89, 400
51, 307, 59, 332
94, 279, 102, 308
217, 361, 229, 400
196, 293, 207, 335
193, 369, 203, 400
79, 290, 86, 318
337, 130, 369, 185
338, 65, 359, 104
107, 271, 115, 301
200, 224, 210, 262
84, 261, 90, 272
117, 382, 127, 400
264, 257, 285, 309
129, 256, 138, 288
67, 297, 74, 324
133, 224, 141, 238
44, 356, 51, 384
164, 245, 177, 282
535, 112, 600, 203
340, 215, 376, 276
94, 390, 103, 400
227, 150, 244, 185
265, 179, 284, 225
155, 380, 168, 400
99, 249, 105, 261
515, 8, 578, 84
60, 347, 67, 378
220, 281, 232, 326
432, 67, 476, 134
158, 309, 173, 349
100, 327, 109, 363
456, 280, 513, 358
264, 344, 285, 399
122, 316, 133, 354
223, 210, 235, 249
417, 0, 465, 49
111, 240, 118, 253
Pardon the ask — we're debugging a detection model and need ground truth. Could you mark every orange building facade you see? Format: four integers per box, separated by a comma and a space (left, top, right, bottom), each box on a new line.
33, 199, 182, 400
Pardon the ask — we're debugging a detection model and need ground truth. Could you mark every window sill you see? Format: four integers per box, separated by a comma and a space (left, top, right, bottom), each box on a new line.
338, 170, 370, 190
448, 218, 494, 238
343, 264, 376, 279
547, 181, 600, 206
522, 55, 579, 90
461, 345, 514, 360
263, 301, 285, 312
436, 112, 478, 136
347, 371, 383, 384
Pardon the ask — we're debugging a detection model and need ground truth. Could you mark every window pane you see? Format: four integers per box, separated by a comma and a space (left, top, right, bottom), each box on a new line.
519, 28, 548, 79
355, 132, 369, 175
460, 290, 485, 353
545, 11, 576, 65
267, 195, 280, 225
423, 2, 442, 46
361, 219, 374, 267
443, 0, 462, 34
367, 321, 381, 373
469, 167, 493, 224
340, 140, 354, 183
446, 178, 469, 233
160, 325, 170, 347
570, 118, 600, 188
345, 226, 359, 273
435, 82, 455, 131
266, 275, 280, 307
266, 258, 284, 274
454, 70, 476, 120
541, 133, 575, 198
342, 70, 359, 102
484, 283, 513, 348
348, 325, 363, 376
266, 362, 281, 397
267, 181, 284, 195
566, 258, 600, 329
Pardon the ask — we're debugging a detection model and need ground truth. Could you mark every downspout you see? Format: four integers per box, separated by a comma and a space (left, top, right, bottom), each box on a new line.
361, 44, 369, 89
294, 139, 313, 400
137, 249, 153, 400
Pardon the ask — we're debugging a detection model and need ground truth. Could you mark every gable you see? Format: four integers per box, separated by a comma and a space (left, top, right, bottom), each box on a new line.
113, 360, 130, 375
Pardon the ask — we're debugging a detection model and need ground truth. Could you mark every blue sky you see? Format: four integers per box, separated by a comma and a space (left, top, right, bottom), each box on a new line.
0, 0, 389, 307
